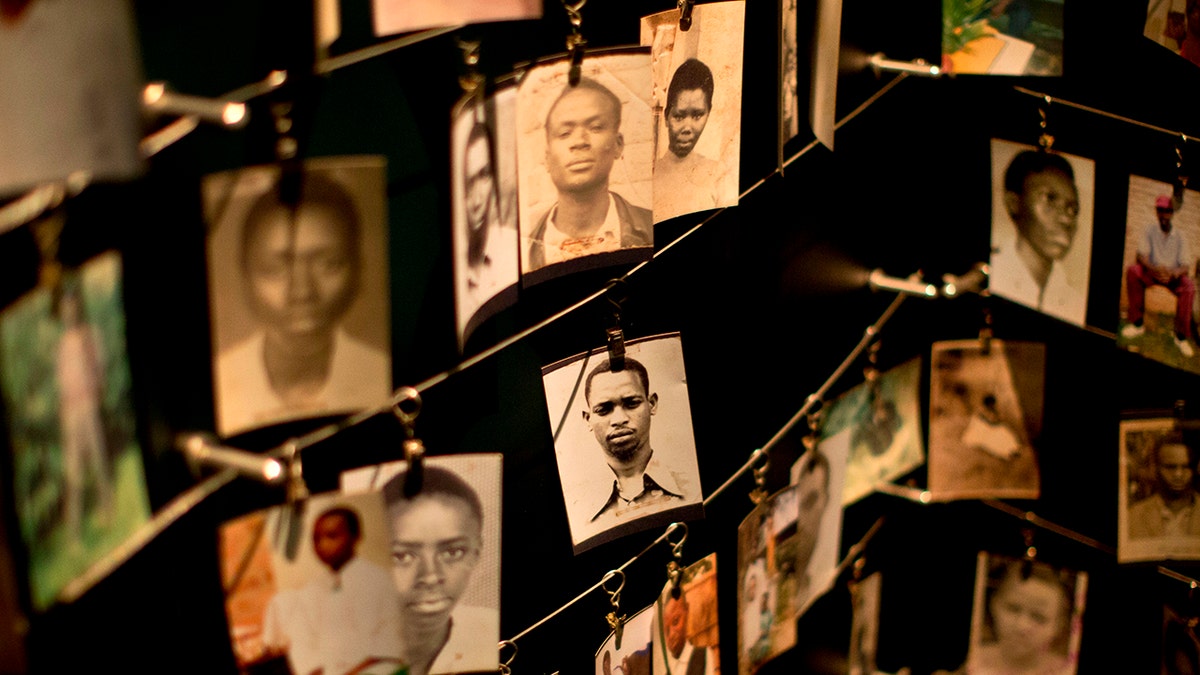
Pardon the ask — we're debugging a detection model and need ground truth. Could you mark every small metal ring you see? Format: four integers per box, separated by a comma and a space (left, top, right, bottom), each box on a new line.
601, 569, 625, 603
498, 640, 517, 674
665, 522, 688, 558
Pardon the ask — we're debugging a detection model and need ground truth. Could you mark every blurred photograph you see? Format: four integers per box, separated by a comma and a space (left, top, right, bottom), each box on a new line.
848, 572, 882, 675
371, 0, 541, 36
942, 0, 1064, 75
1118, 417, 1200, 562
652, 553, 719, 675
1144, 0, 1200, 68
1163, 602, 1200, 675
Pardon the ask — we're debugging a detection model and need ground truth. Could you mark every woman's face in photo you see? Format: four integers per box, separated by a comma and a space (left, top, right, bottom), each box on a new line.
989, 573, 1066, 663
388, 494, 481, 628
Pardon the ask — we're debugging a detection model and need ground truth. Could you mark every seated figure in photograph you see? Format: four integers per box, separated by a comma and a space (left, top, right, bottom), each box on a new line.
1121, 194, 1196, 359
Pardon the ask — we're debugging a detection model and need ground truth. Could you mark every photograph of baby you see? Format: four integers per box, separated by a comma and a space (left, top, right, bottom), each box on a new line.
451, 87, 520, 350
1144, 0, 1200, 68
596, 605, 654, 675
848, 572, 882, 675
927, 339, 1044, 501
1118, 417, 1200, 563
820, 356, 925, 505
203, 156, 392, 437
989, 139, 1095, 327
371, 0, 541, 36
651, 553, 719, 675
1116, 176, 1200, 374
516, 50, 654, 286
640, 0, 743, 222
542, 332, 704, 553
0, 251, 151, 611
964, 552, 1087, 675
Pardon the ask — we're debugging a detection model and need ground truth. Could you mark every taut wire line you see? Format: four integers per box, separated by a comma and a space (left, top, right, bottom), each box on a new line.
1012, 85, 1200, 143
981, 499, 1116, 555
315, 25, 464, 74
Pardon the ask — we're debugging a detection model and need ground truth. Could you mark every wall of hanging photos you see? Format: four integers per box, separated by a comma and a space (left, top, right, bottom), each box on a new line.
3, 0, 1200, 673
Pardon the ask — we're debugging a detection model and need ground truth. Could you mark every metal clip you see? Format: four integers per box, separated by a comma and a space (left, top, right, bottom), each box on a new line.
979, 302, 994, 356
1038, 95, 1054, 151
562, 0, 587, 85
678, 0, 695, 31
281, 439, 308, 562
1176, 134, 1190, 206
458, 38, 485, 99
665, 522, 688, 595
602, 569, 627, 649
604, 279, 628, 371
749, 448, 770, 505
392, 386, 425, 496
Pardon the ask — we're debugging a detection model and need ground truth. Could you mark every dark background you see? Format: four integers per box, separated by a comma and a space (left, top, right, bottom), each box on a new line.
1, 0, 1198, 672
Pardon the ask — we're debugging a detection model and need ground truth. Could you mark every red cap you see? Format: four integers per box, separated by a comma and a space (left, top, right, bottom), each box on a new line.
1157, 194, 1175, 210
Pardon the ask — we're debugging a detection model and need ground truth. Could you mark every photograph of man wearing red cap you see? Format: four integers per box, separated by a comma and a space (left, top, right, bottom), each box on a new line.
1119, 181, 1197, 366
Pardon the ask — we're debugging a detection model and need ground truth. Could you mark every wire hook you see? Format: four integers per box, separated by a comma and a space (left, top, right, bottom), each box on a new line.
498, 640, 517, 675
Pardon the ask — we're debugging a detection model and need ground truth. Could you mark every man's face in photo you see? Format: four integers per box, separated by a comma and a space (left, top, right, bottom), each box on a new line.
1006, 168, 1079, 262
584, 369, 657, 465
312, 512, 357, 572
666, 89, 710, 159
544, 86, 623, 195
242, 202, 358, 340
464, 135, 495, 234
1159, 443, 1196, 500
1159, 206, 1175, 233
664, 594, 689, 657
388, 494, 482, 628
794, 460, 830, 569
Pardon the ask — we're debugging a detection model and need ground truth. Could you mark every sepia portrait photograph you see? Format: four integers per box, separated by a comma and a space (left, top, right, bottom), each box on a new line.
1163, 602, 1200, 675
1144, 0, 1200, 68
340, 453, 502, 675
965, 552, 1087, 675
0, 251, 151, 612
203, 156, 392, 437
780, 0, 799, 145
820, 356, 925, 505
990, 139, 1095, 327
371, 0, 541, 37
848, 571, 882, 675
652, 552, 719, 675
928, 339, 1044, 501
942, 0, 1064, 75
1116, 175, 1200, 375
1118, 417, 1200, 562
596, 605, 654, 675
542, 332, 703, 554
516, 49, 654, 286
452, 87, 520, 350
0, 0, 142, 196
640, 0, 744, 223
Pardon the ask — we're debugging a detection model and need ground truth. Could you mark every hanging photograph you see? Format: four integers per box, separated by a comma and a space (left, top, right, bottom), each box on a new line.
780, 0, 800, 146
1116, 175, 1200, 374
340, 454, 503, 675
651, 553, 719, 675
848, 572, 882, 675
371, 0, 541, 37
452, 86, 520, 350
989, 139, 1096, 327
941, 0, 1064, 75
0, 0, 143, 196
965, 552, 1087, 675
739, 429, 848, 675
927, 339, 1044, 501
596, 604, 654, 675
1144, 0, 1200, 68
808, 0, 843, 150
516, 49, 654, 287
1163, 602, 1200, 674
0, 251, 152, 612
541, 332, 704, 554
218, 490, 404, 675
204, 157, 392, 437
820, 356, 925, 505
1118, 417, 1200, 562
640, 0, 743, 223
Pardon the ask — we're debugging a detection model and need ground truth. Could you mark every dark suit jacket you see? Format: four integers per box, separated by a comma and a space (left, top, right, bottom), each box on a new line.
526, 191, 652, 271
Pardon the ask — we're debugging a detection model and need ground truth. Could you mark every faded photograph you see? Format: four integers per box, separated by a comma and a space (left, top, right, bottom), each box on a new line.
596, 605, 654, 675
517, 50, 654, 285
942, 0, 1064, 75
452, 87, 520, 350
848, 572, 882, 675
542, 333, 703, 553
340, 454, 503, 675
820, 356, 925, 505
990, 140, 1095, 327
1116, 176, 1200, 374
0, 251, 151, 611
1118, 417, 1200, 562
204, 157, 391, 436
781, 0, 799, 143
1163, 602, 1200, 675
640, 1, 743, 222
928, 340, 1044, 501
1145, 0, 1200, 68
652, 553, 719, 675
371, 0, 541, 36
964, 552, 1087, 675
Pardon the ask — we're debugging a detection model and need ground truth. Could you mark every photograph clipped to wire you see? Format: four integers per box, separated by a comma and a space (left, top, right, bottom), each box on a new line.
597, 604, 655, 675
1118, 417, 1200, 563
942, 0, 1064, 75
652, 553, 719, 675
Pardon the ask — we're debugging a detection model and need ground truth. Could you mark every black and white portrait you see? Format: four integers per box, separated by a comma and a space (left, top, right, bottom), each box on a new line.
989, 139, 1095, 326
780, 0, 799, 144
371, 0, 541, 36
204, 157, 392, 437
1118, 417, 1200, 562
652, 553, 719, 675
965, 552, 1086, 675
340, 454, 502, 675
516, 50, 654, 286
452, 88, 520, 350
541, 333, 703, 553
640, 1, 744, 222
928, 340, 1044, 501
596, 605, 654, 675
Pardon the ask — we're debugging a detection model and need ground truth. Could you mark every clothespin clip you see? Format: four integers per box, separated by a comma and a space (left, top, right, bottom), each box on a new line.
1037, 96, 1054, 152
392, 386, 425, 497
562, 0, 588, 86
749, 448, 770, 505
498, 640, 517, 675
176, 432, 284, 483
665, 522, 688, 597
280, 439, 309, 562
605, 279, 627, 371
458, 38, 485, 104
602, 569, 627, 649
1176, 134, 1189, 208
678, 0, 695, 31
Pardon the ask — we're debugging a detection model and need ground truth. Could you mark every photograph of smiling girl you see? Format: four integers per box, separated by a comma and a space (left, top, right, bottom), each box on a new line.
516, 49, 654, 286
640, 1, 744, 223
203, 157, 391, 437
989, 139, 1095, 327
966, 552, 1087, 675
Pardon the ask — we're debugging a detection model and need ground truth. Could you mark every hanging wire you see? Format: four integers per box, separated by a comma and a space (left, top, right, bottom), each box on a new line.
1012, 86, 1200, 144
315, 25, 464, 75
